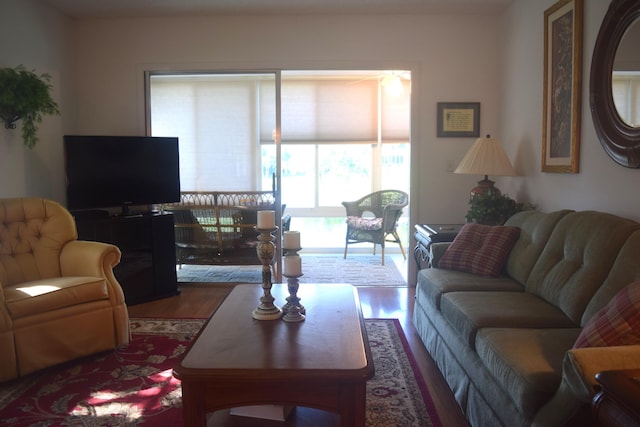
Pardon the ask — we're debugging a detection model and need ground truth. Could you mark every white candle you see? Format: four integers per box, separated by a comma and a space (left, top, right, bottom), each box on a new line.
283, 231, 301, 249
284, 255, 302, 276
257, 210, 275, 229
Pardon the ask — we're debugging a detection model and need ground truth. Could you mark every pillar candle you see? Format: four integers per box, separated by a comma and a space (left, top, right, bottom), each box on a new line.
284, 255, 302, 276
257, 210, 275, 229
283, 231, 301, 249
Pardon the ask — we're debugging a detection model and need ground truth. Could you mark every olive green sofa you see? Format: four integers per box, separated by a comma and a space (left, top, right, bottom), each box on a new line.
413, 210, 640, 427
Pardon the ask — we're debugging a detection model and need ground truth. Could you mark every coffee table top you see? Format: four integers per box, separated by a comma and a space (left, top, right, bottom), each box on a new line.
175, 283, 373, 380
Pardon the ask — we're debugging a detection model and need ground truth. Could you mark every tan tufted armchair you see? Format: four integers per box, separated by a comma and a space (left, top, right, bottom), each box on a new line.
0, 198, 130, 382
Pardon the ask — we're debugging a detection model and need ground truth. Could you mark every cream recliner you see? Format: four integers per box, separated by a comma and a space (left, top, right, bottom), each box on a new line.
0, 197, 130, 381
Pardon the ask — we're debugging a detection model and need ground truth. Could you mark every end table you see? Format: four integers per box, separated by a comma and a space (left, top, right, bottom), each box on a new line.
593, 369, 640, 427
413, 224, 463, 270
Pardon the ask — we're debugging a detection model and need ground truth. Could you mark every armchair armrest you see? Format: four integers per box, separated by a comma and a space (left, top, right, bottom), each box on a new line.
0, 295, 12, 332
60, 240, 121, 276
381, 203, 405, 227
60, 240, 125, 305
342, 200, 363, 217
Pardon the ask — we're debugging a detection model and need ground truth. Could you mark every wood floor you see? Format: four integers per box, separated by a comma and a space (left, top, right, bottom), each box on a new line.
128, 283, 470, 427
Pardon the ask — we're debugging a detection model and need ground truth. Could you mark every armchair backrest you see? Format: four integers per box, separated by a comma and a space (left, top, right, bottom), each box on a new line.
0, 198, 77, 287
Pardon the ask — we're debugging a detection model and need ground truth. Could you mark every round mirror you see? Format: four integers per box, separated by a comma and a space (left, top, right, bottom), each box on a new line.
590, 0, 640, 168
612, 19, 640, 127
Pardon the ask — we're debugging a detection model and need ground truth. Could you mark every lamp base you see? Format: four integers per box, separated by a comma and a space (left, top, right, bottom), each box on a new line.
470, 175, 501, 197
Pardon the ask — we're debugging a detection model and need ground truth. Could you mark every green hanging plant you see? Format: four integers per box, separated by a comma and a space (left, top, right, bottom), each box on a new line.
0, 65, 60, 149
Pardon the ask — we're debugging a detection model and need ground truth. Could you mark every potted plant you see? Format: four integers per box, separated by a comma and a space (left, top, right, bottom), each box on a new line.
0, 65, 60, 149
465, 192, 533, 225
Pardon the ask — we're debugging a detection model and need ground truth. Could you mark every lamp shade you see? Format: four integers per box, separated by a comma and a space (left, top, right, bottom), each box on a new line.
454, 135, 516, 177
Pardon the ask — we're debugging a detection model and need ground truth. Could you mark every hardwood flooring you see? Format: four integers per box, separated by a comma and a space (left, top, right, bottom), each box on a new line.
127, 283, 470, 427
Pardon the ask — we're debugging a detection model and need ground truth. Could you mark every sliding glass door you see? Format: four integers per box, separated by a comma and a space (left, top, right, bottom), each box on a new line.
146, 69, 410, 252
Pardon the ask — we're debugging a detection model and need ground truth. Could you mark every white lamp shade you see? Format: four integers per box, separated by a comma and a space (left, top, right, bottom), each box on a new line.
454, 135, 516, 177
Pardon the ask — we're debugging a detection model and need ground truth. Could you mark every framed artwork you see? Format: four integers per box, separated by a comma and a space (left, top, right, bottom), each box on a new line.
542, 0, 583, 173
437, 102, 480, 137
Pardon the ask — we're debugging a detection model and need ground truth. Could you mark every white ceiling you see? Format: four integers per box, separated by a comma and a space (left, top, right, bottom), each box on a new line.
44, 0, 513, 19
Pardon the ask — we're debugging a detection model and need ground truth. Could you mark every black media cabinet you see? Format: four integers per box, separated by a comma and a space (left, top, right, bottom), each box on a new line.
74, 211, 179, 305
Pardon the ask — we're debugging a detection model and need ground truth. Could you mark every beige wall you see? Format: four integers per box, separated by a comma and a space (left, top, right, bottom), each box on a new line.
1, 0, 637, 225
500, 0, 639, 222
67, 12, 503, 228
0, 0, 70, 201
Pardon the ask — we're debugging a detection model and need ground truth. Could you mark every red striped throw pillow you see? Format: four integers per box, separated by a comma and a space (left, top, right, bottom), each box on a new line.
438, 223, 520, 277
574, 281, 640, 348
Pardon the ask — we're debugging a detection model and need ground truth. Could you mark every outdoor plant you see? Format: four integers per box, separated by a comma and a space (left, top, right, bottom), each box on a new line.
465, 192, 534, 225
0, 65, 60, 149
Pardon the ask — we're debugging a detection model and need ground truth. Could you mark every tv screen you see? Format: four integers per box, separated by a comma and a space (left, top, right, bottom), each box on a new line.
64, 135, 181, 213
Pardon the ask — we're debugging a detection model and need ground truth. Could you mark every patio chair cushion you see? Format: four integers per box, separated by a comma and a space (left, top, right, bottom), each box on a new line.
346, 216, 383, 231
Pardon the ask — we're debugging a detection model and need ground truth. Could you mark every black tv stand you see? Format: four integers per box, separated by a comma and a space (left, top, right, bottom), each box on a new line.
70, 209, 110, 220
74, 211, 179, 305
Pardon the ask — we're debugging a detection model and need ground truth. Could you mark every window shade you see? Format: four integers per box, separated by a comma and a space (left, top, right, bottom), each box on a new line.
151, 75, 267, 191
260, 77, 409, 144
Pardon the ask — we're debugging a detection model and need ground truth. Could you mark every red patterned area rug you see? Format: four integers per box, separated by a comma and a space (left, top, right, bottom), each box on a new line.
0, 318, 442, 427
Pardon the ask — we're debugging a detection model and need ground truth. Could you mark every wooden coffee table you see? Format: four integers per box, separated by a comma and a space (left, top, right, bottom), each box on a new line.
173, 283, 374, 426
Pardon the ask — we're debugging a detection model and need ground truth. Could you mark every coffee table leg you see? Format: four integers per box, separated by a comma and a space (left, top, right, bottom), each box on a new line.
340, 383, 366, 427
182, 381, 206, 426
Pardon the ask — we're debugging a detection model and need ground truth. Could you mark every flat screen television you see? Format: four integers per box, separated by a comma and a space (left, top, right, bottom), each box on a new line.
64, 135, 181, 215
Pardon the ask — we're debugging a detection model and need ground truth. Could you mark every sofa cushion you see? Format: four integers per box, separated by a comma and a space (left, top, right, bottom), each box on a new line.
476, 327, 581, 418
440, 291, 577, 349
574, 280, 640, 348
439, 223, 520, 277
4, 276, 109, 319
417, 268, 523, 310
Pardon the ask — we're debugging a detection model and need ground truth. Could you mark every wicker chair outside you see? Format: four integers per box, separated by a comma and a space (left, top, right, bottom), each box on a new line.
342, 190, 408, 265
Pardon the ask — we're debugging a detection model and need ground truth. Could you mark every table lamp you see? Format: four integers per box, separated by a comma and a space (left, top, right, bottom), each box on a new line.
454, 134, 516, 197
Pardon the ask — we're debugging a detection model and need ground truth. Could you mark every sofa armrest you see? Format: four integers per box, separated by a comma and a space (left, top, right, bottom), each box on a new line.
563, 345, 640, 399
533, 345, 640, 427
430, 242, 451, 268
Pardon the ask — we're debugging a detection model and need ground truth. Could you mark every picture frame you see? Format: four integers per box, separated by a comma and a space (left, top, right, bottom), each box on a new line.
542, 0, 583, 173
437, 102, 480, 137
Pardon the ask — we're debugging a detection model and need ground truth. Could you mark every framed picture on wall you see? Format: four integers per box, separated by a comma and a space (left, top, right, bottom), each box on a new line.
437, 102, 480, 137
541, 0, 583, 173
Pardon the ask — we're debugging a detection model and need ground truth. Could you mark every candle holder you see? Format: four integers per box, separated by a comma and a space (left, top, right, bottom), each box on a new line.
282, 273, 305, 322
282, 246, 305, 322
252, 226, 282, 320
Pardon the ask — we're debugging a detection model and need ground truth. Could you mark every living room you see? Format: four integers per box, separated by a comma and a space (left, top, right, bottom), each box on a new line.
1, 0, 639, 425
2, 1, 638, 286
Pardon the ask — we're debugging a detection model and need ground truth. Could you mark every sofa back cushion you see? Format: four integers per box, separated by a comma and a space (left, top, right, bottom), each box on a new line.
582, 230, 640, 324
504, 210, 573, 286
0, 198, 77, 287
525, 211, 640, 324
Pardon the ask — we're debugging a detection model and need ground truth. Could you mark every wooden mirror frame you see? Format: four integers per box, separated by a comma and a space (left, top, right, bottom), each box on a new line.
590, 0, 640, 168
